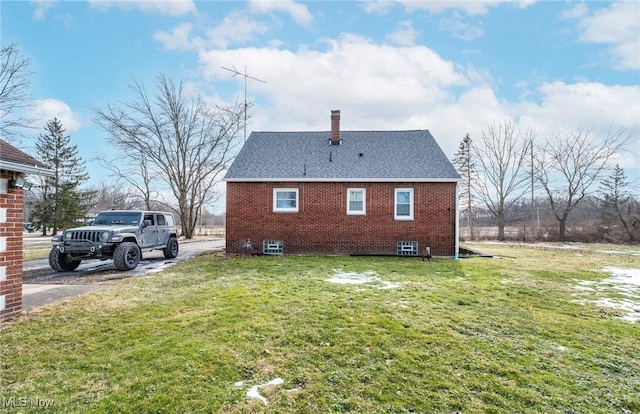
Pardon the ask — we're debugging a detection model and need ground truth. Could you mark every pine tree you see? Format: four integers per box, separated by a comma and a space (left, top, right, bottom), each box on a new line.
452, 134, 476, 240
29, 118, 95, 235
599, 164, 637, 243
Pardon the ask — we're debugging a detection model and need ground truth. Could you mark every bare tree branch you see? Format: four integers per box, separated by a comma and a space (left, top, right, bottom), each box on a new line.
0, 43, 35, 140
474, 120, 536, 240
534, 127, 630, 242
91, 74, 244, 238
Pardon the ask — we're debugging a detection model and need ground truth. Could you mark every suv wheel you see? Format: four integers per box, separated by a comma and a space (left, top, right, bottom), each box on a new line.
113, 242, 141, 271
163, 237, 179, 259
49, 248, 81, 272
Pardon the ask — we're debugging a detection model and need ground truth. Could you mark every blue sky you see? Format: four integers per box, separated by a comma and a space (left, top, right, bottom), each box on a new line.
2, 0, 639, 211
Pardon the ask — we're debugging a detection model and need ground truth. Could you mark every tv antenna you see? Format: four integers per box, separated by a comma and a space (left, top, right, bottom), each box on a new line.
221, 65, 266, 142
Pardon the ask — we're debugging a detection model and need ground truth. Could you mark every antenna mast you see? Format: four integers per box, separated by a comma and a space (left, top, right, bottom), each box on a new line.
221, 65, 266, 142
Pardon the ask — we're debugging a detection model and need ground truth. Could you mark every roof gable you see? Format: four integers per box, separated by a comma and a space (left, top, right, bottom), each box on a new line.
224, 130, 460, 182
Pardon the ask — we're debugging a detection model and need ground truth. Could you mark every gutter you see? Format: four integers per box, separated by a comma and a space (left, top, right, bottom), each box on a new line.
0, 160, 54, 176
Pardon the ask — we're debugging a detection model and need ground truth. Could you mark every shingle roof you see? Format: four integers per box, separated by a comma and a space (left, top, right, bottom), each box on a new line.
224, 130, 460, 182
0, 139, 43, 166
0, 139, 51, 175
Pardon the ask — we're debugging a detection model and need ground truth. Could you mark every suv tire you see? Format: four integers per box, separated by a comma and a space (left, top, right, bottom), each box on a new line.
49, 248, 81, 272
163, 237, 179, 259
113, 242, 141, 271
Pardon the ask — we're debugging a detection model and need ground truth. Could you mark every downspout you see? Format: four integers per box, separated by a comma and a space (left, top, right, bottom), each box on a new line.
455, 180, 460, 260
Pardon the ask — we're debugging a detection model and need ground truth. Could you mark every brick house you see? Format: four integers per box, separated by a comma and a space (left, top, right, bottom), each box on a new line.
224, 110, 460, 257
0, 139, 52, 321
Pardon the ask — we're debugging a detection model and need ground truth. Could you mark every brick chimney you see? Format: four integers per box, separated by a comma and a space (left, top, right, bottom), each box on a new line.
330, 110, 341, 145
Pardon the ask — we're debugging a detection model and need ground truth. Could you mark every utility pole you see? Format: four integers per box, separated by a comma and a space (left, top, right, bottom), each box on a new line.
221, 65, 266, 142
530, 139, 535, 238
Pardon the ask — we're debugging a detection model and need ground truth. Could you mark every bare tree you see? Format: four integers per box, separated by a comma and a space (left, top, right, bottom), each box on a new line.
0, 43, 34, 140
534, 128, 630, 242
92, 74, 244, 238
474, 120, 535, 240
89, 183, 144, 211
95, 153, 159, 210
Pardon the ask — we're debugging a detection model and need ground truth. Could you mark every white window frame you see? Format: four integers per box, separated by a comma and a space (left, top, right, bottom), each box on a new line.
273, 188, 299, 213
347, 188, 366, 215
394, 188, 414, 221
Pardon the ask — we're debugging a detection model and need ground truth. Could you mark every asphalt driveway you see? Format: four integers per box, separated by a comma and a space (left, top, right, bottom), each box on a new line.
21, 238, 224, 313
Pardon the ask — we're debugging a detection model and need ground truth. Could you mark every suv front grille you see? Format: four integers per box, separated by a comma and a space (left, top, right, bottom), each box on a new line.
66, 230, 102, 243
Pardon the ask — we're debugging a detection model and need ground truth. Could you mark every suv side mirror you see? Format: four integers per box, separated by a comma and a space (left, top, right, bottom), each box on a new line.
143, 219, 152, 227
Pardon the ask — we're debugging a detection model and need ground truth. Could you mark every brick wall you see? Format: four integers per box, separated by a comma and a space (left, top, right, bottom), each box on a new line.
226, 181, 457, 256
0, 172, 24, 321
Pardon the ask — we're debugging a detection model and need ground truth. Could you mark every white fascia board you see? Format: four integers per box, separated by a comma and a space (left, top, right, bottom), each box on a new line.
0, 160, 54, 176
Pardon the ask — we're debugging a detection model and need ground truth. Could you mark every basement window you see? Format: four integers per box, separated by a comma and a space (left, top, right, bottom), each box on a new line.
273, 188, 299, 212
263, 239, 284, 255
394, 188, 414, 220
397, 241, 418, 256
347, 188, 366, 215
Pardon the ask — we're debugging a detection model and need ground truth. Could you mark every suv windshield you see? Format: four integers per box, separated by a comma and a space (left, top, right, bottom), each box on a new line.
92, 212, 142, 226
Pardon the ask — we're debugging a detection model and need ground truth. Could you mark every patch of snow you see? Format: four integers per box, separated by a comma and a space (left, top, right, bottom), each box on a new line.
573, 267, 640, 323
243, 378, 284, 405
593, 298, 640, 322
602, 267, 640, 294
326, 269, 400, 289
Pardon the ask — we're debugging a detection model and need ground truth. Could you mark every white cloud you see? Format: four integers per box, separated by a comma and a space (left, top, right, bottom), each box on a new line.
566, 2, 640, 71
366, 0, 535, 16
516, 81, 640, 133
31, 0, 57, 20
362, 0, 396, 15
88, 0, 196, 16
248, 0, 313, 26
386, 19, 419, 46
515, 81, 640, 170
398, 0, 512, 16
197, 34, 638, 172
29, 99, 83, 132
437, 11, 485, 41
154, 22, 203, 51
205, 12, 270, 49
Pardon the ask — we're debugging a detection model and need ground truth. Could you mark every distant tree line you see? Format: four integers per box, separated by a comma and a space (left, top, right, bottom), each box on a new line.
452, 121, 638, 244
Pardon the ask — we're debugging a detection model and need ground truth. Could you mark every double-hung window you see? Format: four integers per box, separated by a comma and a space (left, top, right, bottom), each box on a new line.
347, 188, 366, 215
394, 188, 414, 220
273, 188, 299, 212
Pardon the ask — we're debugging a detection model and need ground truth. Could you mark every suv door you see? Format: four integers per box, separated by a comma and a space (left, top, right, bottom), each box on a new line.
141, 213, 158, 248
155, 213, 171, 245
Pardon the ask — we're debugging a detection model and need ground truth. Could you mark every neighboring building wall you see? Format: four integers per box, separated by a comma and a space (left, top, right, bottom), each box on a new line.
0, 172, 24, 320
227, 181, 457, 256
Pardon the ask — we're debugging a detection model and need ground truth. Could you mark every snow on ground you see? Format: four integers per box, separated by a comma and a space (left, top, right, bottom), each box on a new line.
467, 241, 640, 256
235, 378, 288, 405
326, 269, 400, 289
574, 267, 640, 322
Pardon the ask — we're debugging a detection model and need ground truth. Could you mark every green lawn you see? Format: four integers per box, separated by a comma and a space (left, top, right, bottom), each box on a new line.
2, 243, 639, 413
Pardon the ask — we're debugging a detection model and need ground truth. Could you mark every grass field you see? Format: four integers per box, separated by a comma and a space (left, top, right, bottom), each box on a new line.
2, 243, 639, 413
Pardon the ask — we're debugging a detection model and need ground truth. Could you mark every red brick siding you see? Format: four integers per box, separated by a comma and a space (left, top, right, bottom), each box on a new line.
226, 181, 457, 256
0, 171, 24, 320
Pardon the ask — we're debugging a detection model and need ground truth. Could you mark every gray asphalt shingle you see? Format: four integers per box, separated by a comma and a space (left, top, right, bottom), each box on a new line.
224, 130, 460, 181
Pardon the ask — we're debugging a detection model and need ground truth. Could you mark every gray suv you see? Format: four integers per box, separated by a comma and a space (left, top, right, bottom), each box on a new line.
50, 210, 179, 272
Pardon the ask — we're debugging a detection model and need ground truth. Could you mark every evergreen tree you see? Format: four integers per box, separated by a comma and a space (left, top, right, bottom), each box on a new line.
29, 118, 95, 235
599, 164, 637, 243
452, 133, 477, 240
